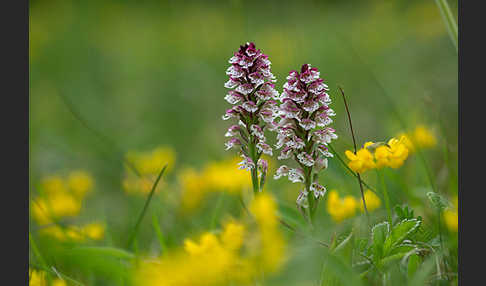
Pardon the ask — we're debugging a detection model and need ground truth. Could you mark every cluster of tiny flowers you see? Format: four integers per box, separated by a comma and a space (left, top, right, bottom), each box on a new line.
272, 64, 337, 208
223, 42, 279, 179
345, 136, 410, 174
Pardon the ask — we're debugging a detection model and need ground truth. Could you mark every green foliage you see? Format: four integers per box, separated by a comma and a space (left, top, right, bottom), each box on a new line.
29, 0, 458, 285
427, 192, 452, 211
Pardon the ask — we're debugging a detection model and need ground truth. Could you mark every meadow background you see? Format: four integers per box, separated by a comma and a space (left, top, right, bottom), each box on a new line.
29, 0, 458, 285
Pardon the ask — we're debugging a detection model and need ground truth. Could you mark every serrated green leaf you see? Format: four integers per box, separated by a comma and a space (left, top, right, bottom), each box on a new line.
383, 219, 421, 256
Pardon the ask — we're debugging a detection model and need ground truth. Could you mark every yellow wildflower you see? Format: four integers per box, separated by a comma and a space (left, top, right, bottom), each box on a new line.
359, 190, 381, 212
385, 136, 409, 168
345, 148, 376, 173
67, 170, 94, 199
135, 195, 286, 286
397, 132, 415, 152
136, 222, 250, 286
374, 145, 392, 168
326, 190, 358, 222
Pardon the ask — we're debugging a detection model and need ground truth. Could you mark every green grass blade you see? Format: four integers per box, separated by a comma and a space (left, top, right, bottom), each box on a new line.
434, 0, 458, 52
126, 164, 168, 249
152, 212, 168, 255
29, 233, 48, 269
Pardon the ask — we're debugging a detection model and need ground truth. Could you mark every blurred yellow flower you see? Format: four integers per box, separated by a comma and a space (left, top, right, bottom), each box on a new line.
413, 125, 437, 148
40, 175, 67, 196
203, 158, 250, 194
33, 171, 95, 225
40, 222, 105, 242
397, 125, 437, 153
82, 222, 106, 240
29, 269, 46, 286
135, 194, 287, 286
29, 268, 66, 286
32, 194, 81, 225
123, 146, 175, 195
359, 190, 381, 212
345, 149, 376, 174
136, 222, 251, 286
249, 193, 287, 273
52, 279, 67, 286
326, 190, 358, 223
67, 170, 94, 199
179, 168, 208, 212
126, 146, 176, 174
443, 195, 458, 232
179, 157, 252, 212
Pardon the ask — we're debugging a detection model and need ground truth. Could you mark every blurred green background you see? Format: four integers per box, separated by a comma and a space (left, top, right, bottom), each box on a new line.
29, 0, 457, 284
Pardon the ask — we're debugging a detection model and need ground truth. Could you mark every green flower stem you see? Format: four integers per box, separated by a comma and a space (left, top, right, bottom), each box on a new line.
248, 140, 260, 195
305, 168, 316, 224
377, 169, 393, 225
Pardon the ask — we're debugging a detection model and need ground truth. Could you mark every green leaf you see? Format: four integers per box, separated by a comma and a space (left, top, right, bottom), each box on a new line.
67, 246, 135, 260
371, 222, 389, 262
388, 244, 417, 256
333, 232, 354, 264
62, 247, 134, 281
277, 201, 307, 229
407, 256, 436, 286
383, 219, 421, 256
407, 253, 421, 279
